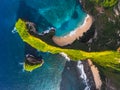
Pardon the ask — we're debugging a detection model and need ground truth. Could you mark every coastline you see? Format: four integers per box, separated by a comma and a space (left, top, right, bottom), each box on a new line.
60, 60, 96, 90
52, 14, 93, 46
87, 59, 102, 90
14, 0, 120, 89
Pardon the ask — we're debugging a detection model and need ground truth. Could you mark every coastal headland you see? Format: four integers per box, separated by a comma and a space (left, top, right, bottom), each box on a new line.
15, 19, 120, 72
14, 0, 120, 89
80, 0, 120, 89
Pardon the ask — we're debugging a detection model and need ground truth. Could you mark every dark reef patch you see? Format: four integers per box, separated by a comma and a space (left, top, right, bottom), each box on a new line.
72, 11, 78, 19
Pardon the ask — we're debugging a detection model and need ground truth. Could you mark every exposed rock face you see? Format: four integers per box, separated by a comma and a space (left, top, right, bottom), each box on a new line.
118, 1, 120, 11
105, 78, 117, 90
80, 0, 120, 51
113, 1, 120, 16
79, 0, 120, 89
25, 54, 43, 65
26, 22, 38, 35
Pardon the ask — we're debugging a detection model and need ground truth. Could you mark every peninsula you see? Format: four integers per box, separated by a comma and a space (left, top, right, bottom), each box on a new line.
15, 19, 120, 72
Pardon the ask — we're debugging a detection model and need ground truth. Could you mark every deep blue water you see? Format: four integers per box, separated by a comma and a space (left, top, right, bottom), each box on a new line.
0, 0, 88, 90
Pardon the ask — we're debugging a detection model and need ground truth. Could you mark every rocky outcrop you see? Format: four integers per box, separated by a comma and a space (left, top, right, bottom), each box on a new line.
25, 54, 43, 65
23, 54, 44, 72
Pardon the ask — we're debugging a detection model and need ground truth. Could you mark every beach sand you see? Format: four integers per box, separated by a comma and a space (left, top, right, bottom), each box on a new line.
52, 14, 93, 46
87, 59, 102, 90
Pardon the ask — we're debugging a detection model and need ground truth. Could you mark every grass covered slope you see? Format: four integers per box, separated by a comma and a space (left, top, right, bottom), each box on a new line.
15, 19, 120, 71
90, 0, 118, 7
23, 62, 43, 72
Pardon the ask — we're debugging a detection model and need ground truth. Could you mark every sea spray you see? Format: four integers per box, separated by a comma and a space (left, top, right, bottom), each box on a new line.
19, 62, 25, 72
12, 27, 17, 34
60, 52, 70, 61
77, 61, 90, 90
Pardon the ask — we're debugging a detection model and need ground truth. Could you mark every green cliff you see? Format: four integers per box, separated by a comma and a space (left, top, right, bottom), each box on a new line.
15, 19, 120, 72
90, 0, 118, 7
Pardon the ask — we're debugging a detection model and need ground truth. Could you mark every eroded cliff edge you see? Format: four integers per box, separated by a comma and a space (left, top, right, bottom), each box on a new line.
80, 0, 120, 89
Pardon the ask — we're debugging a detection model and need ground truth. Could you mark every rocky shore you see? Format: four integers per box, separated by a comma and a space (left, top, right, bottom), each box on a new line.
60, 60, 102, 90
80, 0, 120, 51
80, 0, 120, 89
82, 60, 102, 90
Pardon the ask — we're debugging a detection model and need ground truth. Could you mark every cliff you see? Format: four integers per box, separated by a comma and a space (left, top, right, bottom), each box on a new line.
80, 0, 120, 89
15, 19, 120, 72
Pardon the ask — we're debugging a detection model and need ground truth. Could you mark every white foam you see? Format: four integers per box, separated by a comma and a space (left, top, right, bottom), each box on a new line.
19, 62, 25, 72
39, 27, 55, 35
63, 14, 90, 38
43, 30, 50, 34
60, 52, 70, 61
69, 30, 76, 37
77, 61, 90, 90
79, 14, 89, 29
19, 62, 24, 65
12, 27, 17, 34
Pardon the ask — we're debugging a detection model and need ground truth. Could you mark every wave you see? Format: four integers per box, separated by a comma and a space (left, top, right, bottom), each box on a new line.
60, 52, 70, 61
11, 27, 17, 34
38, 27, 55, 35
19, 62, 25, 72
77, 61, 90, 90
63, 14, 89, 38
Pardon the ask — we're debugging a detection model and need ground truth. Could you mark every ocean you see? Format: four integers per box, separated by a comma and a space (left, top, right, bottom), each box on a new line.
22, 0, 87, 37
0, 0, 90, 90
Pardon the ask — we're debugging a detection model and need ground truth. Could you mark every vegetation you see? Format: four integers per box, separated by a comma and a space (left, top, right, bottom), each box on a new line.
23, 62, 43, 72
15, 19, 120, 71
90, 0, 118, 7
81, 0, 120, 88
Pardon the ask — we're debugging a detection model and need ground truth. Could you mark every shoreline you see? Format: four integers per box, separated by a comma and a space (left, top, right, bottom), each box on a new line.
52, 14, 93, 46
87, 59, 102, 90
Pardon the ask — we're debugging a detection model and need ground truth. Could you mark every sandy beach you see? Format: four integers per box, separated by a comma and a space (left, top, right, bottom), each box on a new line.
52, 14, 93, 46
87, 59, 102, 90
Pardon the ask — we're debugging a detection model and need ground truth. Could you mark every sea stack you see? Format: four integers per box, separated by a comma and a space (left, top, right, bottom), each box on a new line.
24, 54, 44, 72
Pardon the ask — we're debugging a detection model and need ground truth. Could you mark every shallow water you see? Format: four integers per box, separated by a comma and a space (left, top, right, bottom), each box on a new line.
24, 0, 87, 36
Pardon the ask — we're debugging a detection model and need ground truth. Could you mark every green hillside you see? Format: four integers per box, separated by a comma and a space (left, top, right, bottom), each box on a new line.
15, 19, 120, 72
90, 0, 118, 7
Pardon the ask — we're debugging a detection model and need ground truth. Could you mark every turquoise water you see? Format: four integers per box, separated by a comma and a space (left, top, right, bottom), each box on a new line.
25, 0, 87, 37
0, 0, 88, 90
